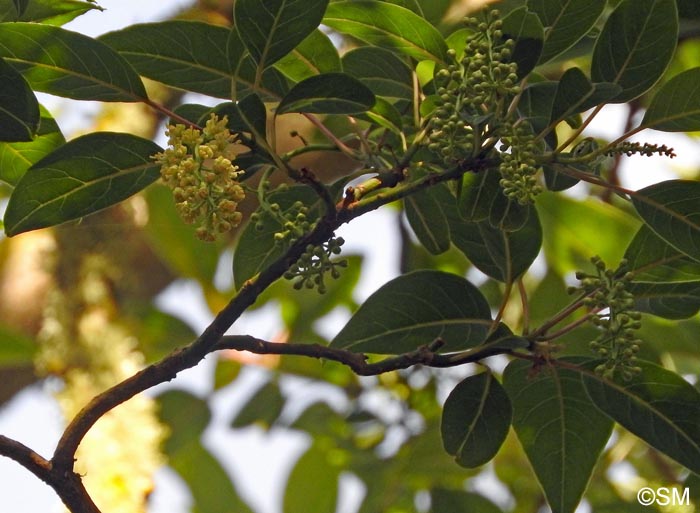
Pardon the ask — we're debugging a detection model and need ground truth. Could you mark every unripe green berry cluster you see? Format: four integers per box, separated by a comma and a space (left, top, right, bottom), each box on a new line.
250, 182, 315, 247
155, 114, 245, 241
283, 237, 347, 294
498, 122, 542, 204
571, 257, 642, 380
426, 10, 518, 164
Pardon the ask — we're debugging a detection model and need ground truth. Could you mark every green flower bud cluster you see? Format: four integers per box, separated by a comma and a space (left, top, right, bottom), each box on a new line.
283, 237, 347, 294
426, 10, 518, 164
154, 114, 245, 241
571, 257, 642, 380
605, 141, 676, 158
498, 122, 542, 204
249, 181, 315, 247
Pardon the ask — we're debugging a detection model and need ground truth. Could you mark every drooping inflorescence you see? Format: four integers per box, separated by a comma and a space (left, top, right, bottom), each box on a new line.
154, 114, 245, 241
426, 10, 519, 165
571, 257, 642, 380
283, 237, 347, 294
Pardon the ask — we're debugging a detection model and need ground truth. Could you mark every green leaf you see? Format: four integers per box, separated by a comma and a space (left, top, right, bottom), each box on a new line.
330, 270, 492, 354
528, 0, 605, 64
629, 281, 700, 319
536, 192, 641, 275
0, 23, 147, 101
0, 106, 64, 186
1, 0, 100, 25
502, 7, 544, 77
430, 489, 503, 513
143, 185, 220, 284
99, 22, 287, 100
583, 360, 700, 474
341, 46, 413, 100
0, 57, 39, 142
551, 67, 622, 125
591, 0, 678, 103
4, 132, 161, 236
641, 67, 700, 132
449, 204, 543, 282
235, 0, 329, 71
631, 180, 700, 263
0, 323, 36, 366
274, 29, 341, 83
625, 225, 700, 284
441, 372, 512, 468
503, 359, 614, 513
231, 380, 285, 429
207, 94, 268, 146
283, 444, 340, 513
404, 182, 451, 255
363, 97, 403, 133
624, 225, 700, 318
99, 21, 233, 99
323, 1, 449, 64
277, 73, 376, 115
158, 390, 254, 513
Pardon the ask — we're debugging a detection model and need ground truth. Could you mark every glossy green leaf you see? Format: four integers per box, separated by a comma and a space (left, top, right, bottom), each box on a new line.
4, 132, 161, 236
404, 182, 451, 255
0, 0, 100, 25
330, 270, 492, 354
0, 324, 36, 366
341, 47, 413, 100
528, 0, 605, 64
207, 94, 268, 145
283, 444, 340, 513
430, 489, 503, 513
231, 380, 285, 429
502, 7, 544, 77
0, 106, 64, 186
441, 372, 512, 468
235, 0, 329, 71
583, 360, 700, 474
503, 359, 614, 513
0, 23, 147, 101
624, 225, 700, 318
449, 205, 542, 282
591, 0, 678, 103
324, 1, 449, 64
631, 180, 700, 263
363, 97, 403, 133
158, 390, 254, 513
551, 67, 622, 124
641, 68, 700, 132
458, 169, 531, 231
100, 22, 287, 100
143, 185, 220, 284
99, 21, 233, 99
629, 281, 700, 319
274, 29, 341, 83
0, 57, 39, 142
277, 73, 375, 114
625, 225, 700, 284
536, 193, 641, 275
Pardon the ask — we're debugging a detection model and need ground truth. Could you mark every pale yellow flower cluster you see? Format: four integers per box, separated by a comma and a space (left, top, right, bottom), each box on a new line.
154, 114, 245, 241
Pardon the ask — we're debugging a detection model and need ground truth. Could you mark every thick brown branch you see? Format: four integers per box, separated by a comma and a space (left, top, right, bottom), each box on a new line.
0, 435, 100, 513
216, 335, 512, 374
51, 154, 488, 479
